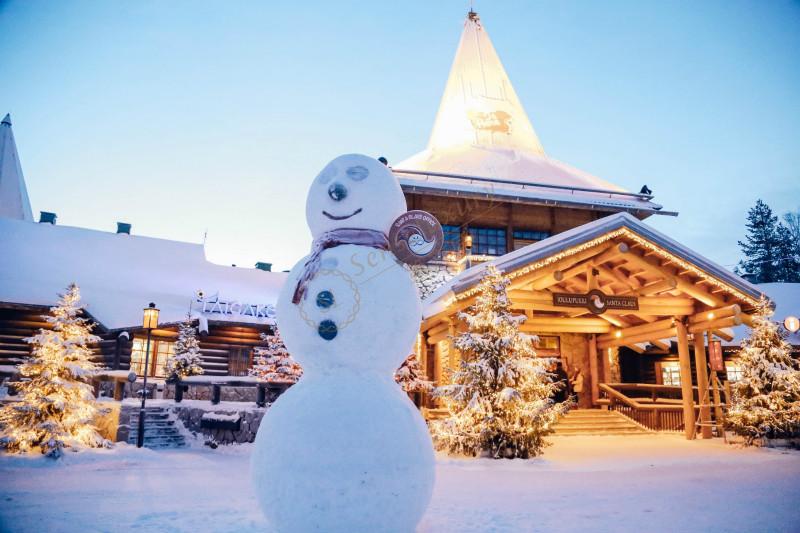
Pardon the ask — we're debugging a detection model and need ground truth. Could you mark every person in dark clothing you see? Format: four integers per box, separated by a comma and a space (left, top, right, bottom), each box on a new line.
551, 362, 570, 404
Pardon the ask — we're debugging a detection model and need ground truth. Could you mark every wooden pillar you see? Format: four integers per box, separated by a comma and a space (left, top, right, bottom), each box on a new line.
589, 334, 599, 405
676, 320, 696, 440
693, 331, 712, 438
708, 331, 725, 435
602, 346, 612, 384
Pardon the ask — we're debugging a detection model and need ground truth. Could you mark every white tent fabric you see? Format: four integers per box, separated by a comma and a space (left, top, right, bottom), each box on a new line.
0, 114, 34, 222
394, 12, 666, 215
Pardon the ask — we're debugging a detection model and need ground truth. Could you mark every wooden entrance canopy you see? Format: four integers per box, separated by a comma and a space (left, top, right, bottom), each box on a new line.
420, 213, 765, 439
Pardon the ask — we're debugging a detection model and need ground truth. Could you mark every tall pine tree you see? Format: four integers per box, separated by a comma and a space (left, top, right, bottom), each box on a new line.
738, 200, 780, 282
430, 265, 568, 459
775, 223, 800, 283
0, 284, 110, 458
726, 299, 800, 444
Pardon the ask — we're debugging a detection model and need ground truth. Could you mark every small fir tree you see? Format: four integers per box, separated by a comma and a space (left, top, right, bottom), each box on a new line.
395, 353, 433, 393
249, 328, 303, 383
726, 299, 800, 444
0, 284, 110, 458
430, 265, 568, 459
165, 315, 204, 382
737, 199, 780, 282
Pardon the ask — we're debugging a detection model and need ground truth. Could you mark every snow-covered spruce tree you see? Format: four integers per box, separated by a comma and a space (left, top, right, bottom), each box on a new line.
165, 315, 204, 382
0, 284, 110, 458
249, 328, 303, 383
395, 353, 433, 393
430, 265, 568, 459
726, 299, 800, 444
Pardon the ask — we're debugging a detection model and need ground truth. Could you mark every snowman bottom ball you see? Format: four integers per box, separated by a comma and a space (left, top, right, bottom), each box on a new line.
251, 374, 435, 532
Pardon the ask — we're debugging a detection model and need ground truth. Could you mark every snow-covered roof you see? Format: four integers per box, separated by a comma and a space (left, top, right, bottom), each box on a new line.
0, 217, 286, 330
0, 114, 33, 222
423, 212, 764, 318
726, 283, 800, 348
394, 12, 671, 218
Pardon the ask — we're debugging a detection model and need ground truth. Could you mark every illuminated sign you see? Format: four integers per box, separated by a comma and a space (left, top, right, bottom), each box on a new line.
709, 340, 724, 372
194, 292, 276, 320
784, 316, 800, 333
552, 289, 638, 315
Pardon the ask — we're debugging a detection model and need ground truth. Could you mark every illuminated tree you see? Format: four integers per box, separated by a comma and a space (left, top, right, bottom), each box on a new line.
249, 328, 303, 383
0, 284, 110, 458
165, 315, 204, 381
395, 353, 433, 393
430, 265, 568, 459
726, 299, 800, 444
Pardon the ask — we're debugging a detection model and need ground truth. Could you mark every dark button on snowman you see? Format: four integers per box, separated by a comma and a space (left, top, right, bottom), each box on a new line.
252, 154, 435, 533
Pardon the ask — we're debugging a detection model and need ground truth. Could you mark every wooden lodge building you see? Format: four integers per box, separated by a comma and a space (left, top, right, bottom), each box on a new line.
1, 12, 798, 440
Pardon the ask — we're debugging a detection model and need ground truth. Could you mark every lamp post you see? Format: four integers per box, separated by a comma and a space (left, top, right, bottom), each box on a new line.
463, 233, 473, 269
137, 302, 159, 448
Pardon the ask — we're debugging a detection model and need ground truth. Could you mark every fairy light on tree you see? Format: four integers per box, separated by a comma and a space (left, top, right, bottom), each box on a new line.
394, 353, 433, 394
0, 284, 110, 458
165, 314, 204, 382
726, 299, 800, 444
430, 265, 569, 459
249, 327, 303, 383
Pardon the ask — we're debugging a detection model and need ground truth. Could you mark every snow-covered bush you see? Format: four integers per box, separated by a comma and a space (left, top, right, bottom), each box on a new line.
395, 353, 433, 393
430, 265, 568, 459
0, 284, 111, 458
165, 315, 204, 382
249, 328, 302, 383
726, 299, 800, 444
411, 265, 454, 300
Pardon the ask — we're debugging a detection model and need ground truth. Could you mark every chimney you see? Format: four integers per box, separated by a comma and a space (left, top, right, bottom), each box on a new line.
39, 211, 57, 224
255, 262, 272, 272
116, 222, 131, 235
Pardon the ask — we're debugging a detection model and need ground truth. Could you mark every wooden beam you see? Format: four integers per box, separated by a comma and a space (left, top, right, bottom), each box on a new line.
688, 304, 740, 325
520, 323, 611, 334
649, 339, 671, 351
597, 317, 676, 343
597, 327, 677, 350
625, 344, 645, 354
693, 331, 712, 439
589, 334, 599, 405
711, 329, 734, 342
687, 315, 742, 334
623, 251, 724, 307
632, 277, 678, 296
676, 320, 696, 440
508, 241, 616, 291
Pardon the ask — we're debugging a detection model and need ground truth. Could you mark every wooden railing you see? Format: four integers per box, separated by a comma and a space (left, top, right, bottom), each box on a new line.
598, 383, 686, 433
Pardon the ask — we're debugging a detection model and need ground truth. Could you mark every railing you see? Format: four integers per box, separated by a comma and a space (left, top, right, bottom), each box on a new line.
598, 383, 686, 433
174, 378, 293, 407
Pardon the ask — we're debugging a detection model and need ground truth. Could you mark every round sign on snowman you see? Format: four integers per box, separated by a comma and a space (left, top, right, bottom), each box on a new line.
252, 154, 436, 532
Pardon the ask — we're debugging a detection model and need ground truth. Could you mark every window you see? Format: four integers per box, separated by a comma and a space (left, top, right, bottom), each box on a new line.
441, 225, 462, 253
725, 362, 743, 383
468, 227, 507, 256
513, 230, 550, 250
131, 338, 175, 378
533, 335, 560, 357
660, 362, 681, 386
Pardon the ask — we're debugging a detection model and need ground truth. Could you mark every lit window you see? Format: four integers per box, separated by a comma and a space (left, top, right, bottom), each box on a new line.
725, 362, 743, 383
661, 362, 681, 386
131, 338, 175, 378
468, 227, 507, 256
512, 230, 550, 250
441, 225, 462, 253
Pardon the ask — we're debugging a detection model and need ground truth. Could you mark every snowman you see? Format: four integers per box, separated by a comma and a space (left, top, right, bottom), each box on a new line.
252, 154, 436, 532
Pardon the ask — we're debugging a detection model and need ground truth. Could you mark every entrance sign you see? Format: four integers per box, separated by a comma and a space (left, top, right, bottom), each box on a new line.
552, 289, 638, 315
389, 210, 444, 265
709, 340, 724, 372
195, 292, 276, 320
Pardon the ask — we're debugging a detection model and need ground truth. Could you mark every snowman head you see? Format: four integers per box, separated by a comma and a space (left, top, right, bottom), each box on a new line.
306, 154, 407, 238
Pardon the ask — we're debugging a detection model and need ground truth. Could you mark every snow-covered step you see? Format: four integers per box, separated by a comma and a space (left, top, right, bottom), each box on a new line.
552, 409, 650, 436
125, 406, 187, 449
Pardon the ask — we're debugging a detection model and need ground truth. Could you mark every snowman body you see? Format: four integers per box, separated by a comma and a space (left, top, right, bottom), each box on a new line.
252, 155, 435, 532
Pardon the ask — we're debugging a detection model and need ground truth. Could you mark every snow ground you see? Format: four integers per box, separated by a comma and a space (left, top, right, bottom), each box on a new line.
0, 434, 798, 533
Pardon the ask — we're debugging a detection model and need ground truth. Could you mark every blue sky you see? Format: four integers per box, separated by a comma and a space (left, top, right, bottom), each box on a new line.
1, 0, 798, 272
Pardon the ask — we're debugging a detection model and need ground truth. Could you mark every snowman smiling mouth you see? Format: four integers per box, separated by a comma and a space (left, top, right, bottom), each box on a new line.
323, 208, 363, 220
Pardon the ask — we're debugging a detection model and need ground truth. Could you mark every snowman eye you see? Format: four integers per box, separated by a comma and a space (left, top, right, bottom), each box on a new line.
346, 166, 369, 181
328, 182, 348, 202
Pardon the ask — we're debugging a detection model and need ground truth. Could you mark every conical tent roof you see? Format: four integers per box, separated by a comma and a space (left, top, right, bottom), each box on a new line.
395, 12, 659, 207
0, 114, 34, 221
426, 11, 545, 156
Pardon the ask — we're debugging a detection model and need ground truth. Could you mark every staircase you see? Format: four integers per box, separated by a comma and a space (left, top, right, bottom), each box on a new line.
126, 407, 187, 448
552, 408, 651, 436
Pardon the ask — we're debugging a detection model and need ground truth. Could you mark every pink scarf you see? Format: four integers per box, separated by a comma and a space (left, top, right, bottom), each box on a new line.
292, 228, 390, 304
